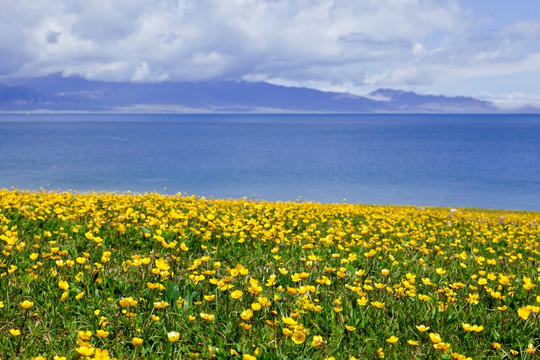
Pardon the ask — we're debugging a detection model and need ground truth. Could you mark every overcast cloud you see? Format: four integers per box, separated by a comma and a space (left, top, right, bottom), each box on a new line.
1, 0, 540, 106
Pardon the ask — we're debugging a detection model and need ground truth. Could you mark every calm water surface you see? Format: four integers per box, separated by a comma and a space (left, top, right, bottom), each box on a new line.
1, 113, 539, 211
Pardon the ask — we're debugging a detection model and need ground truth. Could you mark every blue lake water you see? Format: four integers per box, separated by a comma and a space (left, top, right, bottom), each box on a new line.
1, 113, 539, 211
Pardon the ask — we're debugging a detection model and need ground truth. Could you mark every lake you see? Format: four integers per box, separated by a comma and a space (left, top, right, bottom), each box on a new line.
1, 113, 539, 211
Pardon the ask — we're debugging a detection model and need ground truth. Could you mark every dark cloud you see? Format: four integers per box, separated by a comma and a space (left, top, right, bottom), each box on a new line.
46, 31, 61, 44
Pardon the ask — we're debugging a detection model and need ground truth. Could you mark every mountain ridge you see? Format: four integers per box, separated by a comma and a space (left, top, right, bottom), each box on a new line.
0, 73, 523, 114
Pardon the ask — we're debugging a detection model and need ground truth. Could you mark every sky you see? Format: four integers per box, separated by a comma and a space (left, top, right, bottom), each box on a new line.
1, 0, 540, 109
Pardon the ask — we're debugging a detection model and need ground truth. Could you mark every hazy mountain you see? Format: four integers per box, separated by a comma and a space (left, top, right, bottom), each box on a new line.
366, 89, 496, 113
0, 73, 501, 113
513, 105, 540, 114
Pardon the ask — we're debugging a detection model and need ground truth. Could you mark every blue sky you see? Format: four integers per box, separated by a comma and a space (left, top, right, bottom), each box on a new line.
1, 0, 540, 108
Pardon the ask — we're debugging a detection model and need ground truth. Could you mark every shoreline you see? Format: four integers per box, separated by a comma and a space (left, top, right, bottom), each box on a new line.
2, 188, 539, 214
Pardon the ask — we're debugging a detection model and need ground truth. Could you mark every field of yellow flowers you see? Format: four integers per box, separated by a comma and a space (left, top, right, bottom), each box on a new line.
0, 189, 538, 360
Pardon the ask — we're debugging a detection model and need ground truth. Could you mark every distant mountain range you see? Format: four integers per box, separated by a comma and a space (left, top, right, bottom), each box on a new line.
0, 73, 533, 113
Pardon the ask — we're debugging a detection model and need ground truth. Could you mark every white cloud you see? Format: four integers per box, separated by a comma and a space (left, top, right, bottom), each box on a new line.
0, 0, 539, 99
342, 17, 540, 94
476, 92, 540, 110
0, 0, 463, 81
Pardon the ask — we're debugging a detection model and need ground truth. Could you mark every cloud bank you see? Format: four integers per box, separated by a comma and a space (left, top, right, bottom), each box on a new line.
1, 0, 540, 98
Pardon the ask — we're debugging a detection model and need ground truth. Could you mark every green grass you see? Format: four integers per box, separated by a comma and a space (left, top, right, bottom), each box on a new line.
0, 189, 538, 359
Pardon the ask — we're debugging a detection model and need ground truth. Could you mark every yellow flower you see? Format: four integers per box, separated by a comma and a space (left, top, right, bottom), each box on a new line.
78, 330, 92, 340
132, 337, 143, 346
200, 313, 215, 321
251, 302, 262, 311
376, 347, 385, 358
75, 291, 85, 300
286, 287, 297, 295
282, 317, 298, 327
77, 339, 91, 347
357, 297, 368, 306
509, 349, 519, 356
433, 342, 451, 352
416, 325, 430, 332
75, 346, 95, 356
526, 344, 536, 355
168, 331, 180, 342
153, 301, 169, 309
381, 269, 390, 276
498, 274, 510, 286
266, 274, 277, 287
429, 333, 442, 344
407, 340, 419, 346
292, 330, 306, 344
119, 296, 138, 307
204, 295, 215, 301
436, 268, 446, 275
364, 249, 376, 258
60, 291, 68, 301
54, 356, 67, 360
8, 265, 17, 274
371, 301, 385, 309
523, 282, 535, 291
312, 335, 325, 347
96, 329, 109, 338
472, 325, 483, 333
240, 309, 253, 321
243, 354, 256, 360
147, 282, 159, 290
240, 322, 252, 330
386, 336, 399, 344
517, 307, 530, 320
9, 329, 21, 336
94, 349, 110, 360
257, 296, 271, 308
230, 290, 243, 299
345, 325, 356, 331
20, 300, 34, 309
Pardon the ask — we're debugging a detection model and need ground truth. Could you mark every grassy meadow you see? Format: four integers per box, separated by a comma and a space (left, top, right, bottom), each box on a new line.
0, 189, 538, 359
